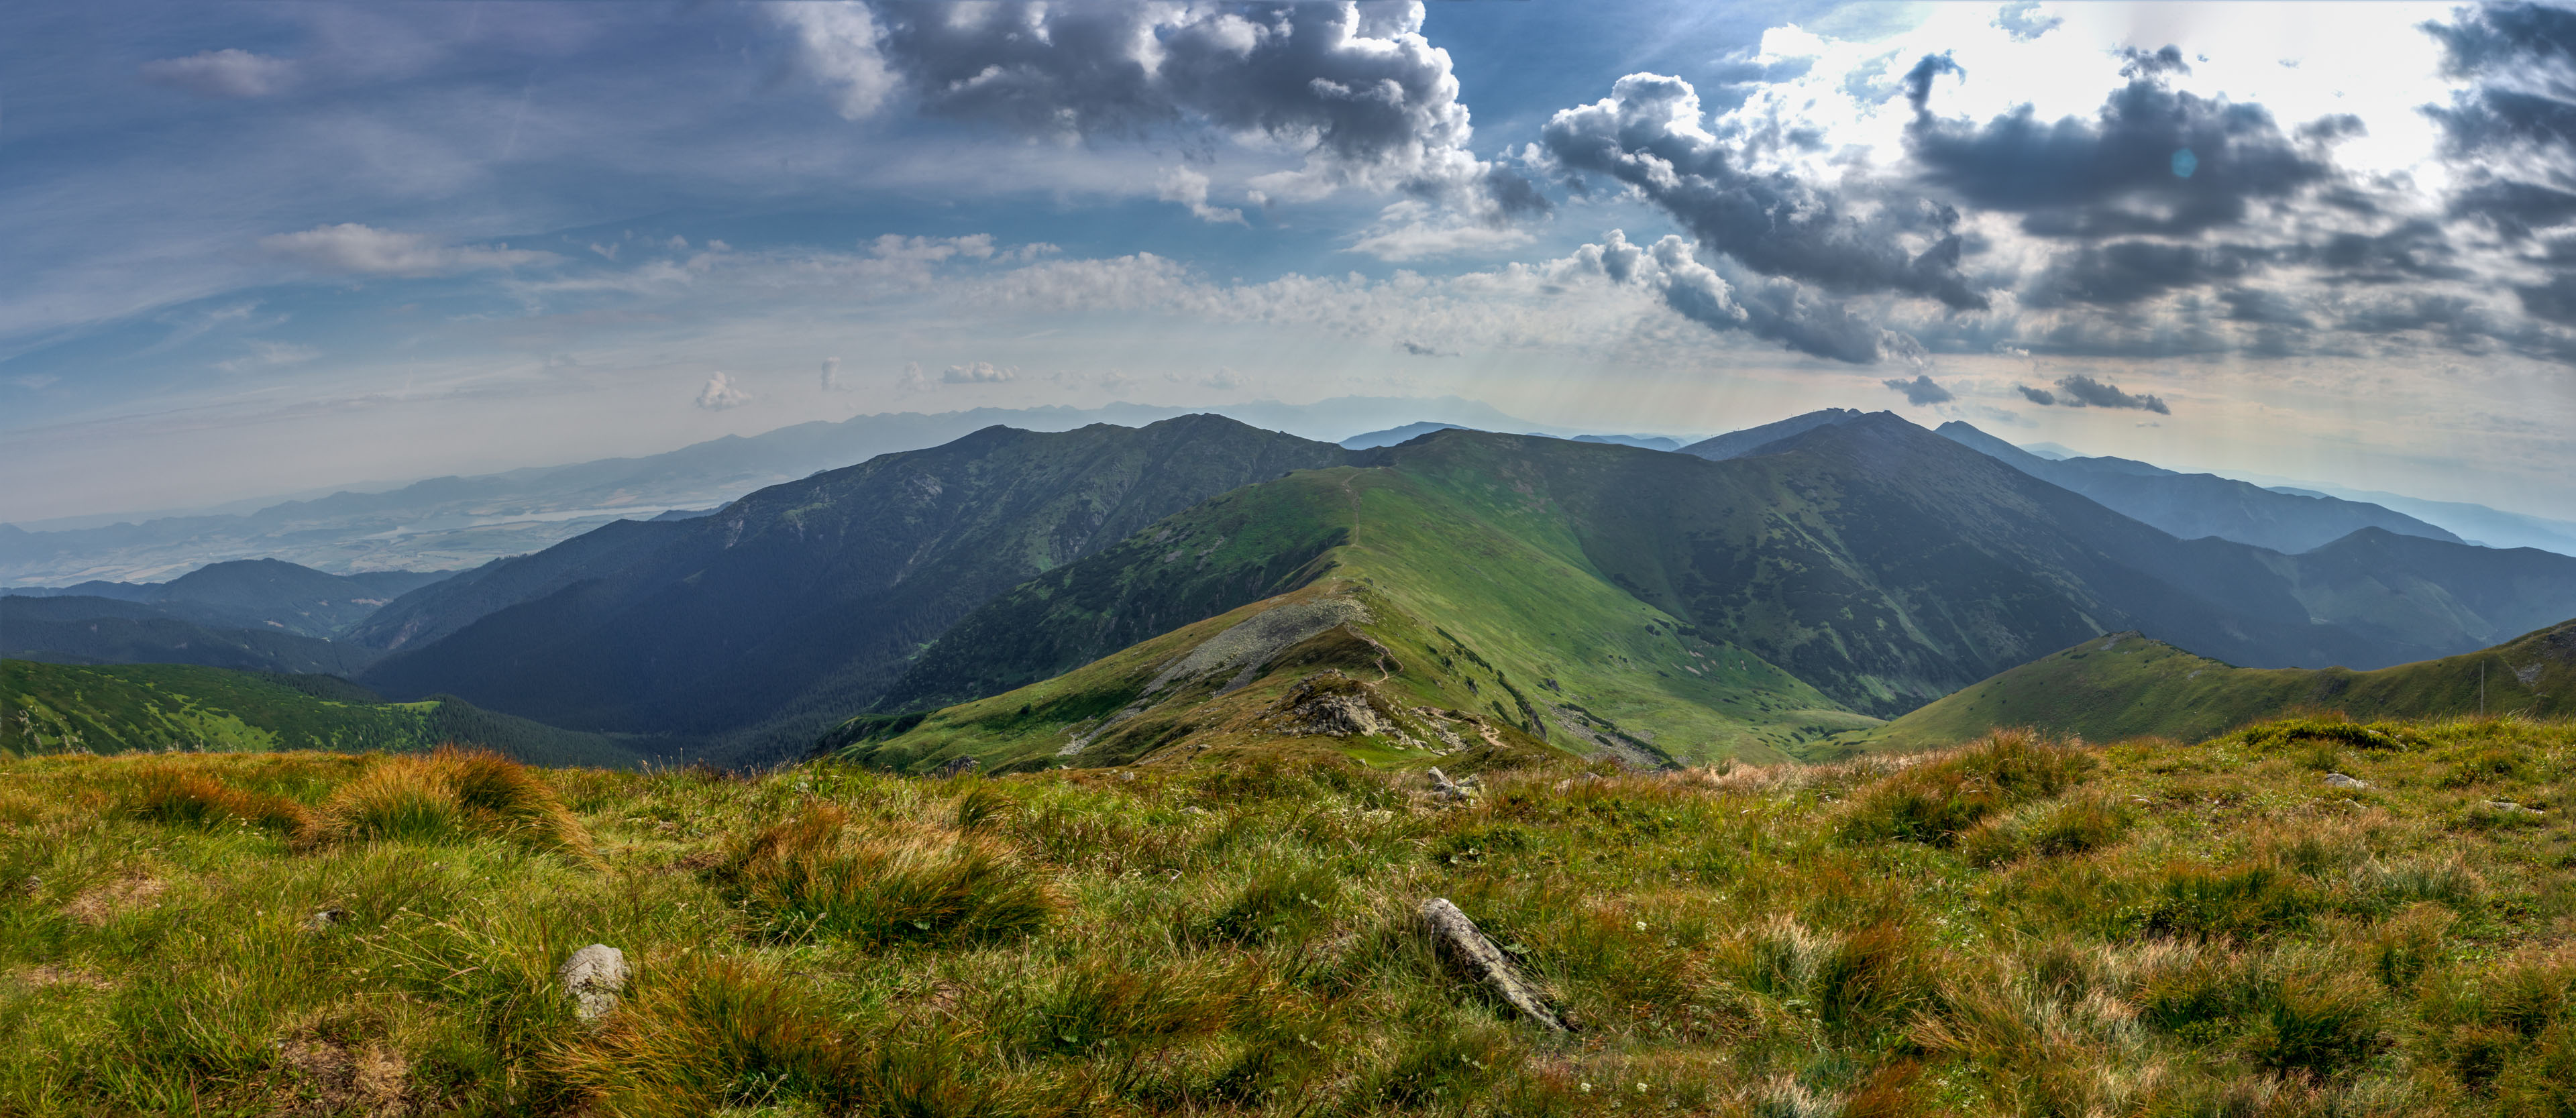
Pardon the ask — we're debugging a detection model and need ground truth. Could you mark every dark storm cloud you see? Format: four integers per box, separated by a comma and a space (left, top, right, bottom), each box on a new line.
2116, 46, 2193, 80
2015, 384, 2057, 406
2025, 241, 2269, 307
1904, 63, 2332, 239
797, 3, 1546, 219
1540, 73, 1988, 313
1882, 374, 1954, 404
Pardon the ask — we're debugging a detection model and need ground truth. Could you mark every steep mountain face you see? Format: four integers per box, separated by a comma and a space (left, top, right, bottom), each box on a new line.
1849, 619, 2576, 752
2266, 528, 2576, 652
358, 416, 1360, 761
1934, 421, 2461, 553
3, 558, 452, 638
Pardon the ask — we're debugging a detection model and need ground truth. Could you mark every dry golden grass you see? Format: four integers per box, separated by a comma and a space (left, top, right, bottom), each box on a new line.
302, 746, 594, 861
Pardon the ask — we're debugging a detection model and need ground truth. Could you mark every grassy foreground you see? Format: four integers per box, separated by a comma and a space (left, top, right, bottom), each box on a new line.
7, 716, 2576, 1115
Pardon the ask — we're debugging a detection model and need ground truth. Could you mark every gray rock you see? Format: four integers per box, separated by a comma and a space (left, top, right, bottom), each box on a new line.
2323, 773, 2369, 789
933, 755, 981, 779
559, 944, 631, 1022
2485, 800, 2543, 814
1418, 898, 1570, 1032
306, 907, 353, 932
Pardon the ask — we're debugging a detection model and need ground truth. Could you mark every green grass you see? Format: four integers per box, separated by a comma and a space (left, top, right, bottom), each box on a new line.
1844, 620, 2576, 752
7, 714, 2576, 1114
3, 659, 649, 769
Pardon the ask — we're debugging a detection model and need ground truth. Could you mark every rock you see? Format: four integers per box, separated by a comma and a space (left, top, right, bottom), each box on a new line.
2323, 773, 2369, 789
558, 944, 631, 1022
2485, 800, 2543, 814
933, 755, 982, 779
1426, 767, 1475, 803
306, 907, 353, 932
1265, 671, 1395, 738
1417, 898, 1570, 1032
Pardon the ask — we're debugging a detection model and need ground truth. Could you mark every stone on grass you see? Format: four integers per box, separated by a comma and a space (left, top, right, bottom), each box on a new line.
1418, 897, 1570, 1032
558, 944, 630, 1022
2322, 773, 2369, 789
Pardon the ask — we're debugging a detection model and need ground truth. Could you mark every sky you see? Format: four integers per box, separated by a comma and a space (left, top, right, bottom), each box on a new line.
4, 0, 2575, 522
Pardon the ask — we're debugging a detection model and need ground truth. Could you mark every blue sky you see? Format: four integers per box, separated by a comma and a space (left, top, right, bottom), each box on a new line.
5, 1, 2574, 522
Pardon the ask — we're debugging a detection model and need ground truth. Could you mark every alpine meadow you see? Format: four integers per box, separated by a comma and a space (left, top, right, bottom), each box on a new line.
6, 1, 2576, 1115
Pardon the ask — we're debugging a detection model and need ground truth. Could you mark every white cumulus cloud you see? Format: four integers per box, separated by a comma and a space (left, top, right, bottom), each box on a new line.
694, 371, 752, 410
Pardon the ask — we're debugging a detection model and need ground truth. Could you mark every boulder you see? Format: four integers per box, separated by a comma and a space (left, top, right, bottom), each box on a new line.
1417, 898, 1569, 1032
2322, 773, 2369, 789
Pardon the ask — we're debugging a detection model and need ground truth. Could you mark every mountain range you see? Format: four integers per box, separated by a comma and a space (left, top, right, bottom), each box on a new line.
0, 396, 1550, 585
10, 405, 2572, 771
830, 413, 2576, 772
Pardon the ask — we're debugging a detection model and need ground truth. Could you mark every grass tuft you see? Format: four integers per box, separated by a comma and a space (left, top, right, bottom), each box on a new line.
302, 746, 594, 860
1840, 729, 2095, 846
722, 803, 1059, 947
124, 767, 312, 835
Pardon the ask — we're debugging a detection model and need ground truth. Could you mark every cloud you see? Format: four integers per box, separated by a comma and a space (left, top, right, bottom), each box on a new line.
1397, 340, 1454, 357
1199, 367, 1248, 390
820, 356, 845, 391
769, 3, 898, 119
139, 49, 294, 98
1991, 2, 2061, 42
213, 340, 320, 374
1882, 374, 1953, 404
11, 374, 61, 391
1157, 166, 1245, 225
1556, 229, 1916, 364
694, 371, 752, 410
260, 224, 558, 278
769, 2, 1544, 223
1346, 199, 1534, 261
940, 361, 1015, 384
2015, 375, 2170, 413
1540, 72, 1987, 313
1904, 59, 2332, 240
2052, 373, 2170, 413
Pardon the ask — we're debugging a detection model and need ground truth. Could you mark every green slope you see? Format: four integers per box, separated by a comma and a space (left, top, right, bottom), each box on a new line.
1842, 618, 2576, 752
1, 659, 648, 768
833, 459, 1874, 774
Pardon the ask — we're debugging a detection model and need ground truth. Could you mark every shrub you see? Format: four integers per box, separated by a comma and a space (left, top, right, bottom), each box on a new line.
125, 768, 311, 835
724, 803, 1057, 947
303, 748, 594, 860
1841, 731, 2095, 846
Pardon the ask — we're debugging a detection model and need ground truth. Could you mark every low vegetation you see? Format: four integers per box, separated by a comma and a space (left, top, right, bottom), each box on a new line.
5, 714, 2576, 1115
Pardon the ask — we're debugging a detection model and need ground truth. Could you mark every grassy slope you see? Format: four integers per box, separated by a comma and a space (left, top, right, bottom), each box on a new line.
843, 461, 1870, 775
1847, 618, 2576, 753
1, 660, 647, 769
9, 717, 2576, 1115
